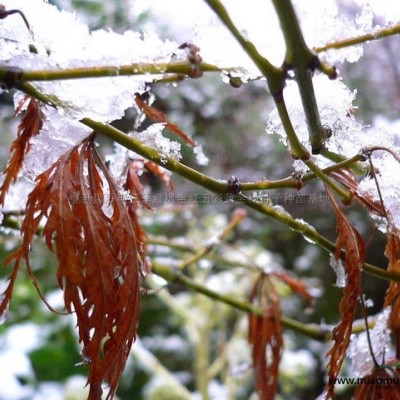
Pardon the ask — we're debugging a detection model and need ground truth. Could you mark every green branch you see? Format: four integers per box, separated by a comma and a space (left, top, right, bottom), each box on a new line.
239, 153, 364, 191
314, 23, 400, 53
236, 193, 397, 282
81, 118, 228, 194
14, 83, 400, 284
295, 68, 327, 154
275, 98, 352, 200
203, 0, 285, 96
0, 62, 220, 84
152, 261, 329, 341
178, 209, 246, 270
152, 261, 377, 341
270, 0, 329, 153
270, 0, 313, 66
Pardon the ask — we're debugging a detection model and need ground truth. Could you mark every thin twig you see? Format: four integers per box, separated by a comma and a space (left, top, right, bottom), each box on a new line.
314, 23, 400, 53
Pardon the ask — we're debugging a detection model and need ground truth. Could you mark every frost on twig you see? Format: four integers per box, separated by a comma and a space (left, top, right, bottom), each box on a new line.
348, 307, 392, 378
0, 0, 194, 181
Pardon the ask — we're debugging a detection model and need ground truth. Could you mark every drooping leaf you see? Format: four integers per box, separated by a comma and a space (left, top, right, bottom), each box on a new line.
353, 364, 400, 399
144, 160, 175, 190
1, 134, 145, 400
134, 93, 197, 147
0, 96, 43, 205
125, 160, 152, 210
329, 169, 386, 216
324, 186, 366, 399
384, 233, 400, 357
271, 270, 314, 306
0, 249, 22, 322
248, 274, 283, 400
124, 161, 151, 274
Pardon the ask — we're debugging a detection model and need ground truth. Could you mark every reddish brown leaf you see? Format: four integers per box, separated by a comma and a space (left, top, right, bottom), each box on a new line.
126, 160, 152, 210
384, 233, 400, 357
144, 160, 174, 190
354, 364, 400, 399
1, 134, 145, 400
324, 187, 365, 399
134, 93, 197, 147
248, 274, 283, 400
329, 169, 386, 217
124, 162, 151, 274
0, 96, 43, 206
0, 249, 22, 321
271, 270, 314, 306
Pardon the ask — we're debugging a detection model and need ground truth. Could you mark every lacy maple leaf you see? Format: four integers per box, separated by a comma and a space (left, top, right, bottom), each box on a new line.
324, 186, 366, 399
1, 134, 146, 400
248, 274, 283, 400
0, 96, 43, 205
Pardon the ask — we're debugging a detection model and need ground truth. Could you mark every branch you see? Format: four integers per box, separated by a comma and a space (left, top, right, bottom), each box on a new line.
239, 153, 364, 191
271, 0, 331, 153
314, 23, 400, 53
178, 208, 246, 270
131, 339, 194, 400
203, 0, 285, 96
274, 98, 352, 201
13, 83, 400, 283
236, 193, 398, 282
81, 118, 228, 194
152, 261, 329, 341
0, 62, 220, 84
152, 261, 377, 341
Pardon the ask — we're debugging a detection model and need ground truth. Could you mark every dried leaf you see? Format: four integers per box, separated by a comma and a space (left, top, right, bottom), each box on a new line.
0, 249, 22, 321
271, 270, 314, 306
353, 364, 400, 399
1, 134, 145, 399
126, 160, 152, 210
248, 274, 283, 400
329, 169, 386, 217
0, 96, 43, 205
144, 160, 174, 190
384, 233, 400, 357
134, 93, 197, 147
124, 162, 151, 274
324, 186, 365, 399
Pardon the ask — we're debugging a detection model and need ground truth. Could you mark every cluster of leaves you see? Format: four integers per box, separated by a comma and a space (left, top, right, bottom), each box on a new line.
0, 99, 148, 398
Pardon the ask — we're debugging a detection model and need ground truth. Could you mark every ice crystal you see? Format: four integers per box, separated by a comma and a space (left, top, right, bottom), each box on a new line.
21, 106, 91, 180
266, 74, 395, 170
0, 179, 32, 212
0, 0, 182, 122
0, 0, 190, 181
358, 154, 400, 231
298, 0, 373, 63
329, 254, 346, 288
136, 123, 181, 160
193, 144, 209, 166
106, 142, 131, 183
348, 307, 391, 377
